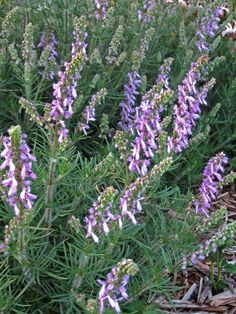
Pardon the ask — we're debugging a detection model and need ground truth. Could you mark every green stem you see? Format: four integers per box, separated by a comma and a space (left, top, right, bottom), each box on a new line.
34, 75, 46, 102
72, 254, 89, 291
210, 260, 216, 292
217, 253, 223, 287
24, 0, 29, 26
45, 128, 58, 225
24, 62, 32, 100
19, 222, 25, 254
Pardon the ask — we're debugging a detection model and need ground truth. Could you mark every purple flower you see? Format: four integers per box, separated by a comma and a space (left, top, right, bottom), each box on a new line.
119, 71, 141, 131
128, 87, 172, 175
138, 0, 158, 23
71, 20, 88, 59
98, 259, 138, 313
0, 243, 6, 252
167, 55, 215, 153
196, 6, 224, 52
126, 59, 173, 175
94, 0, 110, 20
38, 31, 58, 80
0, 126, 37, 217
79, 106, 95, 135
194, 152, 228, 216
84, 187, 119, 243
119, 157, 173, 225
156, 57, 174, 89
79, 89, 107, 135
128, 99, 160, 175
50, 19, 87, 142
119, 181, 145, 224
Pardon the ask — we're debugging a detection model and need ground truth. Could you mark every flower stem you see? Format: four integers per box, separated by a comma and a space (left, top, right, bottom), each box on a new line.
45, 128, 58, 225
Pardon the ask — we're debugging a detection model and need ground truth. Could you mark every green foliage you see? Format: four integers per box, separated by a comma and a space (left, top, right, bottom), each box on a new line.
0, 0, 236, 313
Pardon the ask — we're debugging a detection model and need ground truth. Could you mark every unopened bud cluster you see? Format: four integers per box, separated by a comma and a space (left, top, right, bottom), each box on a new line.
106, 25, 124, 64
131, 28, 155, 71
198, 206, 227, 233
190, 220, 236, 265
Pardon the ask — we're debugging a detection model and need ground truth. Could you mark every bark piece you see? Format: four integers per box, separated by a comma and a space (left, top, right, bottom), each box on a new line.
182, 283, 197, 302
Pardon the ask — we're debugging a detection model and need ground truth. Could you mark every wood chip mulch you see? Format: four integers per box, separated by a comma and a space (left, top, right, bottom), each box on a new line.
152, 180, 236, 313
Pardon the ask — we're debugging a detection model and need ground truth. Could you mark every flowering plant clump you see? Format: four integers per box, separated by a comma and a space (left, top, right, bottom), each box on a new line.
0, 1, 236, 313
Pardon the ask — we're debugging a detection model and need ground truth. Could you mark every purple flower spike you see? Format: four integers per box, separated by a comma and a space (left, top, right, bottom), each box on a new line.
194, 152, 228, 216
119, 71, 141, 131
94, 0, 110, 20
124, 59, 173, 175
98, 259, 138, 313
84, 187, 119, 243
128, 84, 172, 175
156, 57, 174, 89
196, 6, 224, 52
119, 182, 145, 224
79, 88, 107, 135
167, 55, 215, 153
138, 0, 158, 24
0, 126, 37, 217
38, 31, 58, 80
50, 17, 87, 142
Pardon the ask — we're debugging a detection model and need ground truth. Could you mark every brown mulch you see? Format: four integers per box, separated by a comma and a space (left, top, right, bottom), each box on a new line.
152, 180, 236, 313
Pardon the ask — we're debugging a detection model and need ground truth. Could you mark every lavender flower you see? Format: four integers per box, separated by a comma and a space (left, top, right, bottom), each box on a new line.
85, 159, 172, 241
84, 187, 119, 243
120, 157, 173, 224
79, 88, 107, 135
72, 16, 88, 59
196, 6, 224, 52
119, 179, 144, 225
94, 0, 110, 20
119, 71, 141, 131
98, 259, 139, 313
0, 126, 37, 217
128, 88, 174, 175
38, 31, 58, 80
194, 152, 228, 216
50, 17, 87, 142
0, 243, 6, 252
156, 57, 174, 89
126, 59, 174, 175
167, 55, 215, 153
138, 0, 158, 24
